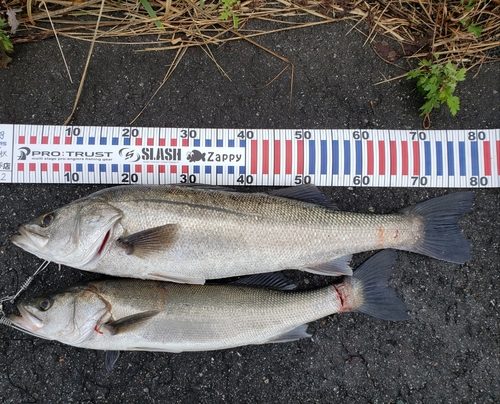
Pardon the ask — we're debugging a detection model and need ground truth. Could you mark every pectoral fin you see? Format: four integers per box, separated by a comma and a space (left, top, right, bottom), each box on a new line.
116, 224, 178, 257
306, 255, 353, 277
104, 310, 160, 335
267, 324, 311, 343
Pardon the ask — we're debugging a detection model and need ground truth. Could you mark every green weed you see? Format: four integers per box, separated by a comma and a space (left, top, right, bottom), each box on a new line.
458, 0, 486, 38
0, 19, 13, 68
219, 0, 240, 29
407, 56, 467, 118
139, 0, 165, 32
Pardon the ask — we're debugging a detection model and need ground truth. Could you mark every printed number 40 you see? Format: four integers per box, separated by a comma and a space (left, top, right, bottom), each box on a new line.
237, 175, 254, 184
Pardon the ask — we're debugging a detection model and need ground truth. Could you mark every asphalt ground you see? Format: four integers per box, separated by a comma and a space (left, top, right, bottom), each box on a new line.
0, 19, 499, 403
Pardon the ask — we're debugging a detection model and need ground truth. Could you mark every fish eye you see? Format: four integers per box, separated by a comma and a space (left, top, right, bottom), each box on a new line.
38, 297, 53, 311
41, 213, 54, 227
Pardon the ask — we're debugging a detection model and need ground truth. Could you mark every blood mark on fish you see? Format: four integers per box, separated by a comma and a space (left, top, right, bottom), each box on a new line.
333, 285, 344, 307
94, 325, 103, 335
97, 231, 111, 256
394, 229, 399, 239
333, 284, 352, 312
376, 227, 385, 248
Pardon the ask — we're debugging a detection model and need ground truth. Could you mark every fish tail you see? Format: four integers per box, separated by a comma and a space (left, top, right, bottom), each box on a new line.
402, 192, 473, 264
338, 250, 408, 321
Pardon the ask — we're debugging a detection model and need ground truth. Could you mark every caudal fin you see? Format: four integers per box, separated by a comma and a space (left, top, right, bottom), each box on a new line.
348, 250, 408, 321
401, 192, 473, 264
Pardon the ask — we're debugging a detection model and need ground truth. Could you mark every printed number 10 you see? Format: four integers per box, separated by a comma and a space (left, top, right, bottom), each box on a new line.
64, 172, 79, 182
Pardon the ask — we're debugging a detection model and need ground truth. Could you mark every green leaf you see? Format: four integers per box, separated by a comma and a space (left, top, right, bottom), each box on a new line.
446, 95, 460, 116
456, 68, 467, 82
423, 83, 438, 94
408, 57, 466, 119
0, 34, 13, 53
465, 0, 476, 10
467, 23, 482, 38
407, 69, 420, 79
421, 99, 436, 116
139, 0, 165, 32
0, 48, 13, 68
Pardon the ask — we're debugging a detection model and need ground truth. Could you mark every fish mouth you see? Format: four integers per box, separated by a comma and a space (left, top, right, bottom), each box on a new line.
9, 305, 44, 333
13, 222, 115, 269
11, 226, 49, 252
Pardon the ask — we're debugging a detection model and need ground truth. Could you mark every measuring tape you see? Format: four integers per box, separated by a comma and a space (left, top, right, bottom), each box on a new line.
0, 125, 498, 187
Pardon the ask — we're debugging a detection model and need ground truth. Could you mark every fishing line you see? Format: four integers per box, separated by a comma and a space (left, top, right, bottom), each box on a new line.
0, 260, 50, 326
0, 316, 13, 327
0, 260, 51, 309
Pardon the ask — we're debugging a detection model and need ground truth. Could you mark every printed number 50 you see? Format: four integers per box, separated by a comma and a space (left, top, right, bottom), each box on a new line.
295, 175, 311, 185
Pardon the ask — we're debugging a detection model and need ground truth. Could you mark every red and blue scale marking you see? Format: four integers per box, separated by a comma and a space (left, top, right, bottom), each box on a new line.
8, 126, 500, 186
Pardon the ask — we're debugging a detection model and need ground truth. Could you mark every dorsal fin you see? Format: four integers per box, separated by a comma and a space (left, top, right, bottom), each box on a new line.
231, 272, 296, 290
173, 184, 235, 192
270, 185, 337, 209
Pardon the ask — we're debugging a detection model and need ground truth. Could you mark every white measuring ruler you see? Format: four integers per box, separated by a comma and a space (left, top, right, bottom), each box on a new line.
0, 124, 498, 188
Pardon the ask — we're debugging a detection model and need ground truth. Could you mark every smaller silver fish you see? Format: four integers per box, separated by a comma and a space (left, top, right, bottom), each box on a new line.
8, 251, 407, 369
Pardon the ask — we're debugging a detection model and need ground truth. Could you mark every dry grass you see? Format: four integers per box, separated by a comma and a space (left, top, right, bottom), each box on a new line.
1, 0, 499, 122
3, 0, 499, 67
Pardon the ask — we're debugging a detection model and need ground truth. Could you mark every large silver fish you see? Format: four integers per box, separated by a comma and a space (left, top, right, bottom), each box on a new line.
11, 185, 473, 283
8, 251, 408, 365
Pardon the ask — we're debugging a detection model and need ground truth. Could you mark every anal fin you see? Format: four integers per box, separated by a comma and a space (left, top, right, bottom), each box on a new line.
306, 255, 353, 277
267, 324, 311, 343
117, 224, 178, 258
